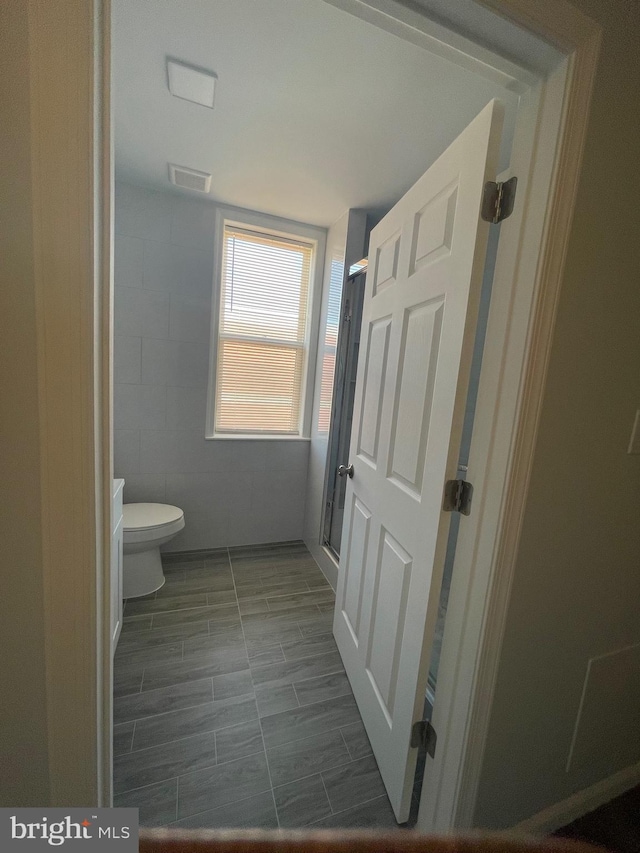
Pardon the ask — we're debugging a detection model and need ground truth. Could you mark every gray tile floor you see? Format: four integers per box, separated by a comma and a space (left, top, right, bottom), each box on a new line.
113, 541, 402, 830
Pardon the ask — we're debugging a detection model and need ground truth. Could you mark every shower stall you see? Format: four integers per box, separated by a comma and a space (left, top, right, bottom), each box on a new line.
322, 263, 366, 558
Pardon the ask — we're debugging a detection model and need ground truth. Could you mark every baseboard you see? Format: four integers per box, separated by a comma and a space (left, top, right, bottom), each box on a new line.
161, 539, 305, 562
513, 761, 640, 835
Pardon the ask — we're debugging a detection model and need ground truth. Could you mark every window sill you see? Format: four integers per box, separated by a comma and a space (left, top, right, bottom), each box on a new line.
205, 434, 311, 441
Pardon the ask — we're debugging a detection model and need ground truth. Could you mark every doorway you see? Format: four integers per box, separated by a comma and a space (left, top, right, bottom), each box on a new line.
109, 0, 560, 827
96, 0, 600, 832
8, 0, 600, 820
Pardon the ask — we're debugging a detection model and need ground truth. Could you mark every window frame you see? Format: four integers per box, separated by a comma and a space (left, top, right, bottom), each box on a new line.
206, 206, 326, 440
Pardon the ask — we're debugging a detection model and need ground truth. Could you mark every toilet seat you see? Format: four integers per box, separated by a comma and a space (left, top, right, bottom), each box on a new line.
123, 503, 184, 545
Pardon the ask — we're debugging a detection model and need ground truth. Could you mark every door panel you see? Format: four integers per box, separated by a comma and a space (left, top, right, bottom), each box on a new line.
342, 496, 372, 642
365, 529, 413, 721
357, 317, 391, 466
373, 232, 401, 294
333, 100, 504, 822
409, 181, 458, 273
388, 298, 444, 494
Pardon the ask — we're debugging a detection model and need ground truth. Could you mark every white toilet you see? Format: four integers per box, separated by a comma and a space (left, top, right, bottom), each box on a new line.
123, 503, 185, 598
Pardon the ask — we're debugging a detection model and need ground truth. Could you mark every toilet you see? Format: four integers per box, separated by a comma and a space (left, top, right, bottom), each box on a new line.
123, 503, 185, 598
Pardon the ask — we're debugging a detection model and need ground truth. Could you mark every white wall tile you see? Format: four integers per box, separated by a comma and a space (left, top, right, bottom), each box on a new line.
211, 441, 269, 474
223, 472, 255, 516
164, 507, 230, 552
171, 340, 210, 388
165, 471, 252, 516
224, 501, 305, 547
114, 235, 143, 288
262, 440, 310, 472
223, 512, 268, 547
115, 183, 172, 242
142, 240, 213, 296
122, 473, 166, 504
169, 294, 212, 343
261, 499, 307, 542
142, 240, 184, 293
171, 196, 216, 251
141, 290, 170, 339
114, 287, 143, 337
114, 336, 141, 384
304, 438, 329, 543
139, 430, 206, 474
115, 289, 170, 339
184, 248, 214, 296
166, 386, 207, 430
144, 389, 166, 431
164, 472, 215, 515
137, 430, 169, 474
200, 439, 238, 474
140, 338, 209, 388
251, 470, 307, 512
269, 504, 307, 541
114, 383, 140, 429
140, 338, 171, 386
114, 383, 166, 430
114, 429, 140, 474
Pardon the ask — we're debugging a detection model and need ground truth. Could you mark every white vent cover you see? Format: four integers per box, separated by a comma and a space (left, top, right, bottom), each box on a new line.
167, 59, 217, 109
168, 164, 212, 193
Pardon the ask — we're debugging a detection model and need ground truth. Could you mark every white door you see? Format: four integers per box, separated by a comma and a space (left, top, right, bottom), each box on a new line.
333, 100, 504, 822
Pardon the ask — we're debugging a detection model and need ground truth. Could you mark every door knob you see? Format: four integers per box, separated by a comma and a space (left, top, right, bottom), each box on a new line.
338, 464, 354, 478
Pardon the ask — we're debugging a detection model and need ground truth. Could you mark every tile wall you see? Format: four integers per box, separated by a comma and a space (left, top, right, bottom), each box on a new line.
113, 183, 309, 550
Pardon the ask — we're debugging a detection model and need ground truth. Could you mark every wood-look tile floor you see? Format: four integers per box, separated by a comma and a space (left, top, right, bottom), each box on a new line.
113, 541, 401, 830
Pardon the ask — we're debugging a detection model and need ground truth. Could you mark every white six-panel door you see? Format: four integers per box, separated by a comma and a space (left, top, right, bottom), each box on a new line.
333, 100, 504, 822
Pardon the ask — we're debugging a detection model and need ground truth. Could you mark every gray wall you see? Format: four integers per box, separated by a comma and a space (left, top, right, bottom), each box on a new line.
114, 182, 309, 550
474, 0, 640, 827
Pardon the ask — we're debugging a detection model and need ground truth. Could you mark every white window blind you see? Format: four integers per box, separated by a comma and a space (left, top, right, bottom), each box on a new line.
215, 225, 314, 435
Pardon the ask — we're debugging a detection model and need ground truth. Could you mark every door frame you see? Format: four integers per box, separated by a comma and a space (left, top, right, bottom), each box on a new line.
32, 0, 600, 817
16, 0, 113, 806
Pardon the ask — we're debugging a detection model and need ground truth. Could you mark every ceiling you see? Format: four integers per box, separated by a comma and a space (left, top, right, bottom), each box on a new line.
113, 0, 520, 227
409, 0, 563, 76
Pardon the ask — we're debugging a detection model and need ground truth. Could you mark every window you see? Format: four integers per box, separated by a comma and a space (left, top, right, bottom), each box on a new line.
213, 223, 315, 436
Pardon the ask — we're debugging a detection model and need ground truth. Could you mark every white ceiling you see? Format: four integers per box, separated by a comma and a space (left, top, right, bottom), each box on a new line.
113, 0, 520, 227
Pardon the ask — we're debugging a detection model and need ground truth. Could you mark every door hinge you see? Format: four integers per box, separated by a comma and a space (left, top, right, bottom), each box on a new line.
481, 176, 517, 224
443, 478, 473, 516
411, 720, 437, 757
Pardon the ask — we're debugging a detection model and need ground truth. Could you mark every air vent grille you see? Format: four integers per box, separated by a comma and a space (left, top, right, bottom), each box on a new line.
168, 164, 212, 193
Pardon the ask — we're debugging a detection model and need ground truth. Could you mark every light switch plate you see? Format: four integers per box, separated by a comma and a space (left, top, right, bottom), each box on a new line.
627, 409, 640, 454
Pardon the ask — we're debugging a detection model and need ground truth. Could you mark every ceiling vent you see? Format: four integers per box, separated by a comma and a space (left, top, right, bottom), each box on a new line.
168, 164, 212, 193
